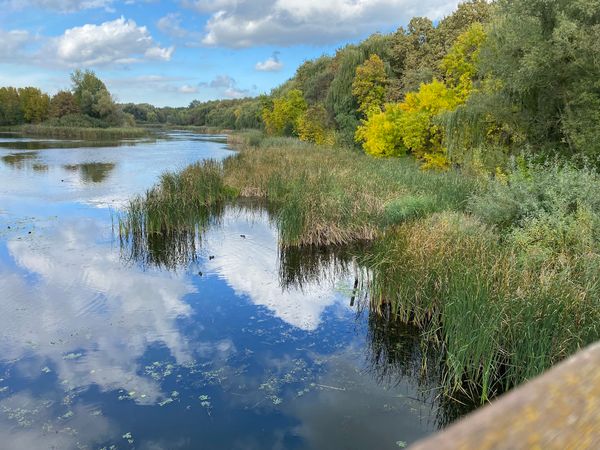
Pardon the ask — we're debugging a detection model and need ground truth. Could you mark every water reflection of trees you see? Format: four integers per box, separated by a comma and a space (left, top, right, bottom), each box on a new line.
278, 244, 358, 291
1, 151, 39, 169
63, 162, 116, 183
0, 140, 134, 150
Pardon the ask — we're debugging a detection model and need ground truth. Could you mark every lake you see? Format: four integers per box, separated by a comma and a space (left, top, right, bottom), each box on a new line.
0, 132, 463, 450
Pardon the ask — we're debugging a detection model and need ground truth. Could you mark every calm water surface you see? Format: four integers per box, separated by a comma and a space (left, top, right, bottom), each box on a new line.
0, 132, 455, 450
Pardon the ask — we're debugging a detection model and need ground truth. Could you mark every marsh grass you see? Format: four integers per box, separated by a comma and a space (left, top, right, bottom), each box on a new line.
364, 208, 600, 401
2, 125, 149, 140
118, 160, 236, 269
223, 136, 479, 246
118, 132, 600, 403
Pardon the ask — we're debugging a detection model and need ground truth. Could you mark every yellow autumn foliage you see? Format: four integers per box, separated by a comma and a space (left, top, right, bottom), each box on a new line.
354, 103, 406, 157
356, 23, 487, 170
262, 89, 307, 136
297, 104, 335, 145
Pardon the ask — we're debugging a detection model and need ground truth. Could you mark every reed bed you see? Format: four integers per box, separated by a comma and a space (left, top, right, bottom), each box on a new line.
2, 125, 149, 140
223, 136, 478, 246
118, 132, 600, 403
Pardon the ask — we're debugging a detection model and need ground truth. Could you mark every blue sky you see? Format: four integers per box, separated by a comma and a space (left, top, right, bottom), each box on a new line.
0, 0, 460, 107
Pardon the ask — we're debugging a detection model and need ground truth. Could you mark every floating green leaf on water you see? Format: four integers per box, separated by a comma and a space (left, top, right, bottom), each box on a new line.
396, 441, 407, 448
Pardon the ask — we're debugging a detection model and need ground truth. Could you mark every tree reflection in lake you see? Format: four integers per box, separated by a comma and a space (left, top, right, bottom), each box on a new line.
62, 162, 116, 183
1, 151, 39, 169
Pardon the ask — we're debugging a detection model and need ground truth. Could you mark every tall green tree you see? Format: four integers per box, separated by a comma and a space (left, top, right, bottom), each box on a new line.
50, 90, 80, 118
453, 0, 600, 159
0, 87, 22, 125
71, 69, 114, 119
18, 87, 50, 123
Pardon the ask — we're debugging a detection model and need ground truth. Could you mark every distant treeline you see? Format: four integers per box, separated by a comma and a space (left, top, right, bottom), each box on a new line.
0, 70, 135, 129
121, 97, 263, 131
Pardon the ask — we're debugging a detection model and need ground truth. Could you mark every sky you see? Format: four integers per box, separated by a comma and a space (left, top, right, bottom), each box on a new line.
0, 0, 461, 107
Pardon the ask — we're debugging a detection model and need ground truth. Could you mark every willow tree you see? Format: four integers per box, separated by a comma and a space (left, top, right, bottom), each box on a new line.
448, 0, 600, 161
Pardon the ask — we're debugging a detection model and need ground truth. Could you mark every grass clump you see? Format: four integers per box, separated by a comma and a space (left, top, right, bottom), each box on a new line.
118, 160, 236, 269
381, 195, 437, 226
120, 160, 235, 237
364, 162, 600, 401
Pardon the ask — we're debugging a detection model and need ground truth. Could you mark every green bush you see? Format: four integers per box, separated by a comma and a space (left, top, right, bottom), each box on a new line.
471, 162, 600, 233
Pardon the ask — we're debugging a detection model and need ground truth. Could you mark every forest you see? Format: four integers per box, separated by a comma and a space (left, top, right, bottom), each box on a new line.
4, 0, 599, 175
0, 70, 135, 129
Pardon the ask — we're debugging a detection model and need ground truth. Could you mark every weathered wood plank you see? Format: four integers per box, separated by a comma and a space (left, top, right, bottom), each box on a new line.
412, 342, 600, 450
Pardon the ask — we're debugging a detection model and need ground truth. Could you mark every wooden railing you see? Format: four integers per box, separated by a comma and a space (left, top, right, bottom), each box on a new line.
412, 342, 600, 449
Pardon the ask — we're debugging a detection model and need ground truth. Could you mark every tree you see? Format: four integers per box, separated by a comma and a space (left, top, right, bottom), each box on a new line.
352, 54, 388, 115
389, 17, 438, 97
297, 104, 334, 145
354, 103, 406, 157
262, 89, 307, 136
357, 23, 487, 169
0, 87, 22, 125
71, 69, 115, 120
50, 90, 80, 118
441, 22, 486, 97
475, 0, 600, 158
18, 87, 50, 123
388, 1, 492, 100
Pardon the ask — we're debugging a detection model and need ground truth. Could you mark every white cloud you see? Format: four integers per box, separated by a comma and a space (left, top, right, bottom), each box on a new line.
201, 74, 251, 98
179, 84, 199, 93
0, 29, 31, 60
48, 17, 174, 67
157, 13, 189, 38
1, 219, 196, 406
3, 0, 114, 12
156, 13, 207, 48
193, 0, 460, 47
255, 52, 283, 71
144, 45, 175, 61
208, 74, 236, 88
181, 0, 239, 13
202, 208, 353, 330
